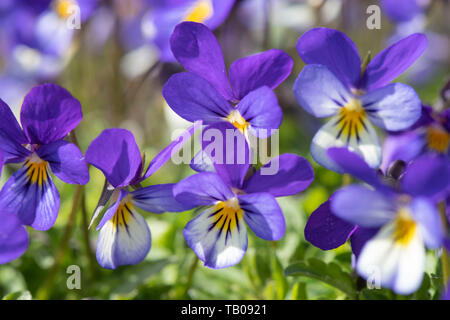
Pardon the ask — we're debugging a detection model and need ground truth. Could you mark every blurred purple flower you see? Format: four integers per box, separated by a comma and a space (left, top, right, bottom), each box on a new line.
85, 125, 199, 269
305, 147, 448, 294
0, 83, 89, 231
149, 0, 236, 62
293, 28, 425, 172
173, 123, 314, 269
163, 22, 293, 139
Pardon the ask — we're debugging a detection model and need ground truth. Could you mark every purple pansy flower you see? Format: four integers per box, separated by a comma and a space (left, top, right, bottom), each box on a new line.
173, 123, 314, 269
293, 28, 425, 172
0, 83, 89, 231
163, 21, 292, 138
0, 150, 29, 265
85, 126, 199, 269
306, 147, 448, 294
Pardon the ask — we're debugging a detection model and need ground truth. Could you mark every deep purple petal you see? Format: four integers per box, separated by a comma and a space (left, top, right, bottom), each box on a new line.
170, 21, 233, 100
131, 183, 196, 213
331, 185, 397, 228
327, 147, 381, 187
362, 33, 427, 91
350, 227, 378, 258
0, 162, 60, 231
361, 83, 422, 131
293, 64, 352, 118
296, 28, 361, 88
409, 197, 444, 249
85, 129, 142, 188
162, 72, 232, 123
143, 122, 201, 180
401, 154, 450, 201
0, 211, 29, 264
244, 154, 314, 197
0, 99, 30, 163
37, 140, 89, 185
229, 49, 293, 100
236, 86, 283, 136
173, 172, 234, 207
201, 122, 251, 189
238, 192, 285, 241
20, 83, 83, 145
304, 200, 356, 250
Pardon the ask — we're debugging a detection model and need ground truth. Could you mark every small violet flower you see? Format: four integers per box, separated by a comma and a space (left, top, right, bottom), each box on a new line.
306, 147, 449, 294
163, 21, 293, 139
293, 28, 426, 172
0, 150, 29, 265
0, 83, 89, 231
149, 0, 236, 62
173, 123, 314, 269
85, 126, 198, 269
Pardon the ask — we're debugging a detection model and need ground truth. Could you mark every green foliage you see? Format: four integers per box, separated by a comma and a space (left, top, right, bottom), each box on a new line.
284, 258, 357, 299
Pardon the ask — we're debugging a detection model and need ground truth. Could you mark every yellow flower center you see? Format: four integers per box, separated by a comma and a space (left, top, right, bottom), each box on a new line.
334, 99, 367, 143
427, 126, 450, 153
393, 208, 417, 246
54, 0, 77, 19
227, 109, 248, 132
112, 195, 134, 230
184, 0, 214, 23
25, 153, 49, 186
209, 198, 244, 234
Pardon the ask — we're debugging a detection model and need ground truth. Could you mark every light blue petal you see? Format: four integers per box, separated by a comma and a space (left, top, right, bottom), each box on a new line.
361, 83, 422, 131
409, 197, 444, 249
293, 64, 352, 118
331, 185, 397, 228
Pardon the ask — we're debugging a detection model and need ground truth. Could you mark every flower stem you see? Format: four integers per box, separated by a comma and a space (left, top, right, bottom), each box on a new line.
80, 191, 98, 280
35, 184, 84, 300
439, 201, 450, 287
175, 255, 199, 299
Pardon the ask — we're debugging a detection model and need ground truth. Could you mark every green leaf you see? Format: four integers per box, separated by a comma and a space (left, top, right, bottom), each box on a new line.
413, 273, 431, 300
291, 282, 308, 300
3, 291, 32, 300
271, 253, 288, 300
111, 259, 173, 298
359, 288, 394, 300
284, 258, 356, 299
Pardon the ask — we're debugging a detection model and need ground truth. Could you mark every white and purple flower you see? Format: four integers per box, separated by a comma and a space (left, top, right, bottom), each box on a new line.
85, 126, 198, 269
173, 123, 314, 269
0, 83, 89, 231
305, 147, 449, 294
163, 21, 292, 139
293, 28, 425, 172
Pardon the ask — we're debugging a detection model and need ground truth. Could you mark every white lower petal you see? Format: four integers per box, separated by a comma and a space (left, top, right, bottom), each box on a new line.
311, 115, 381, 172
357, 221, 425, 295
184, 203, 248, 269
96, 201, 151, 269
